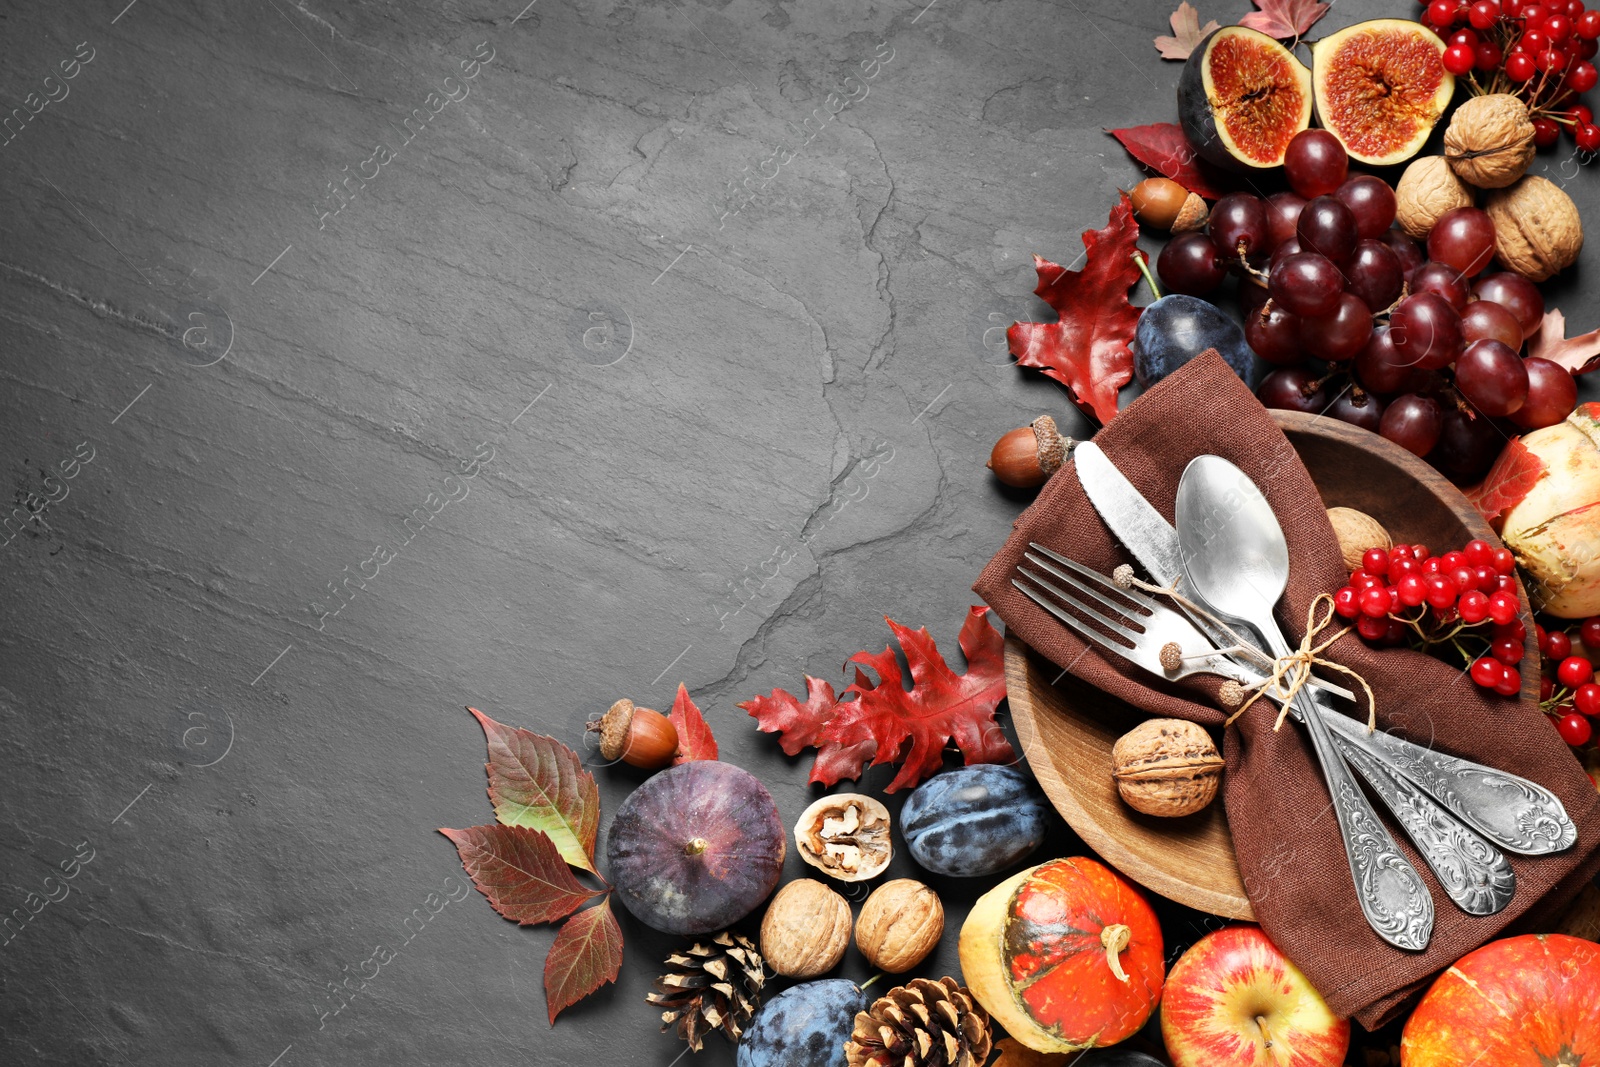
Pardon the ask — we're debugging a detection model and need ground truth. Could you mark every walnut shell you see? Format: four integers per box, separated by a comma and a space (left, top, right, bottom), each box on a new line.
760, 879, 852, 978
855, 879, 944, 973
795, 793, 892, 882
1395, 156, 1475, 240
1111, 719, 1223, 818
1485, 175, 1583, 282
1444, 93, 1536, 189
1327, 507, 1392, 572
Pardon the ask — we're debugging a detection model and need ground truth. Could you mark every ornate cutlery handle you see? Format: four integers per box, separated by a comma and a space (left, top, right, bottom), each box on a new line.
1331, 734, 1515, 916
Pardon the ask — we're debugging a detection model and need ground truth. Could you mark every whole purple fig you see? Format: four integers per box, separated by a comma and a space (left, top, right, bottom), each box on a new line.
606, 761, 785, 935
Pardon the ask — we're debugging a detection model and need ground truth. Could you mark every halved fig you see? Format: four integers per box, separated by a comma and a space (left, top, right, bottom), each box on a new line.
1312, 19, 1454, 166
1179, 26, 1312, 170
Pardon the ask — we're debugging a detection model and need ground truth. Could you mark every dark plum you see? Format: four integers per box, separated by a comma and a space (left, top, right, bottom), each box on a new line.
736, 980, 868, 1067
900, 764, 1050, 878
1134, 295, 1258, 388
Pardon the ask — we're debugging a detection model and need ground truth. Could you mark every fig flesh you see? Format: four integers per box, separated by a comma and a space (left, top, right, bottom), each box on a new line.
605, 760, 785, 935
1312, 20, 1453, 166
1179, 26, 1312, 170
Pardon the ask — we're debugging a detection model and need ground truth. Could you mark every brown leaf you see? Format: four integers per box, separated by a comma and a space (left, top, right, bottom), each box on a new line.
440, 824, 602, 925
1526, 308, 1600, 375
470, 707, 600, 873
668, 683, 718, 763
544, 898, 624, 1025
1155, 1, 1220, 59
1237, 0, 1330, 38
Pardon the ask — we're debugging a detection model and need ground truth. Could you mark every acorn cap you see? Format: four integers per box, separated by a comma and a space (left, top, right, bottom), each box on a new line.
1031, 416, 1068, 477
597, 699, 636, 760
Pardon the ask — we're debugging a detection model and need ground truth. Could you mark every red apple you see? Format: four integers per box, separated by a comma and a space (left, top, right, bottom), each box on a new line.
1162, 925, 1349, 1067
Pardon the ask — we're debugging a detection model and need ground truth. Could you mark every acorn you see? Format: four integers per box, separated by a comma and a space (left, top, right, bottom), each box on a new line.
987, 416, 1069, 489
589, 698, 679, 769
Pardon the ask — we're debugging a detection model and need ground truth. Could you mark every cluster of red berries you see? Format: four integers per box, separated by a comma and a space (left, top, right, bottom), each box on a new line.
1333, 539, 1525, 693
1424, 0, 1600, 150
1536, 616, 1600, 745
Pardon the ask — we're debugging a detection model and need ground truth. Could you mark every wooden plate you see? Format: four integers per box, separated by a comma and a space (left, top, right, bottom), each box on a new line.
1005, 409, 1518, 919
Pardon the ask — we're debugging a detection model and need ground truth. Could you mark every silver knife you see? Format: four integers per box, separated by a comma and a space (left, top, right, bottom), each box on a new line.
1071, 439, 1575, 857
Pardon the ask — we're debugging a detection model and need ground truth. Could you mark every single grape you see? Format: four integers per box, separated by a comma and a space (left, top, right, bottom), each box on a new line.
1430, 406, 1506, 482
1459, 299, 1523, 348
1297, 195, 1360, 265
1265, 191, 1308, 252
1209, 193, 1270, 263
1390, 292, 1464, 370
1298, 292, 1372, 361
1269, 236, 1304, 273
1284, 129, 1349, 198
1328, 388, 1386, 431
1258, 367, 1330, 413
1244, 301, 1305, 365
1381, 393, 1445, 456
1356, 325, 1432, 394
1269, 252, 1345, 317
1428, 207, 1498, 275
1411, 261, 1470, 310
1345, 239, 1404, 312
1335, 175, 1399, 238
1158, 232, 1228, 296
1455, 339, 1530, 416
1383, 228, 1426, 280
1511, 357, 1579, 429
1473, 272, 1546, 332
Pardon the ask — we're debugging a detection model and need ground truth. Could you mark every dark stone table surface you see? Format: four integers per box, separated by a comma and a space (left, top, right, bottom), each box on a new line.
4, 0, 1598, 1063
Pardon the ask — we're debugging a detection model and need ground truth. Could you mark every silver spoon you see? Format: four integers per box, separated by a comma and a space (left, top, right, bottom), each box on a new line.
1175, 454, 1434, 951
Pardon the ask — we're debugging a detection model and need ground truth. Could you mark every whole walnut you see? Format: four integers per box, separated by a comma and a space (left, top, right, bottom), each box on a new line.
1444, 93, 1536, 189
1328, 507, 1392, 572
1485, 175, 1583, 282
1112, 718, 1224, 817
760, 879, 852, 978
855, 879, 943, 973
1395, 156, 1475, 240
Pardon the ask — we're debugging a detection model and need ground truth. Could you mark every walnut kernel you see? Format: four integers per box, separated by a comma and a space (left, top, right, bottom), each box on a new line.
794, 793, 893, 882
1111, 719, 1224, 817
1485, 174, 1583, 282
1395, 156, 1475, 240
1444, 94, 1536, 189
760, 879, 852, 978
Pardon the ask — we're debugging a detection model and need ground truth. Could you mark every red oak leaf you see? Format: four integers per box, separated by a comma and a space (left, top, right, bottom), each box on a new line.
470, 708, 599, 873
1008, 197, 1142, 426
823, 607, 1012, 792
742, 676, 840, 755
1156, 2, 1220, 59
1237, 0, 1330, 39
1526, 308, 1600, 375
440, 824, 603, 926
668, 684, 718, 763
1106, 123, 1233, 200
1467, 437, 1548, 524
543, 898, 624, 1025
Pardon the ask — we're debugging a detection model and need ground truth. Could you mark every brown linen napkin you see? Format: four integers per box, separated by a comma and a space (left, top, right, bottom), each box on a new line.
974, 350, 1600, 1028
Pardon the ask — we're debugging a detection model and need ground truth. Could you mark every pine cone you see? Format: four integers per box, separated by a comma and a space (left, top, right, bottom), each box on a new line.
846, 976, 992, 1067
645, 930, 768, 1051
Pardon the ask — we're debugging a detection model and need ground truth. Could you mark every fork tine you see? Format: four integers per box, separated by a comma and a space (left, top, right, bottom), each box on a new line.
1023, 552, 1151, 623
1015, 566, 1143, 644
1011, 580, 1138, 662
1027, 542, 1164, 613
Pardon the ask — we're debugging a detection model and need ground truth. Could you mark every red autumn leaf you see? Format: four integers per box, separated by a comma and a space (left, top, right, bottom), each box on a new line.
470, 707, 600, 873
668, 683, 718, 763
1008, 197, 1142, 426
823, 606, 1012, 793
1106, 123, 1233, 200
1467, 437, 1549, 524
440, 824, 603, 925
1237, 0, 1330, 39
1526, 308, 1600, 375
1155, 1, 1220, 59
543, 898, 624, 1025
742, 675, 840, 755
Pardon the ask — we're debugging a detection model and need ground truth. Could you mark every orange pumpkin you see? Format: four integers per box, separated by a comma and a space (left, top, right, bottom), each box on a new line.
1402, 933, 1600, 1067
958, 857, 1164, 1053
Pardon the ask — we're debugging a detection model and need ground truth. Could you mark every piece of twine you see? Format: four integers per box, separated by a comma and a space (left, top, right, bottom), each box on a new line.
1110, 565, 1377, 733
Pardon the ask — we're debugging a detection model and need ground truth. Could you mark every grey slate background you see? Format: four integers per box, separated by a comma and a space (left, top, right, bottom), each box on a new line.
3, 0, 1598, 1063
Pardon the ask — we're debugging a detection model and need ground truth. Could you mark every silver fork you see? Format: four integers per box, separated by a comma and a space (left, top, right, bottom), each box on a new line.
1013, 550, 1517, 916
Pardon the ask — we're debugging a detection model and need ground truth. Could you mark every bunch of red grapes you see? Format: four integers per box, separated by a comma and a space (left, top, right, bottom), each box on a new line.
1536, 616, 1600, 745
1157, 128, 1580, 484
1423, 0, 1600, 149
1332, 538, 1526, 690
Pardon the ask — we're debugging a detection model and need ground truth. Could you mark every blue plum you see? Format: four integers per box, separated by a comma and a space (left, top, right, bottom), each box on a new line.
1133, 294, 1258, 389
736, 979, 867, 1067
900, 764, 1049, 878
